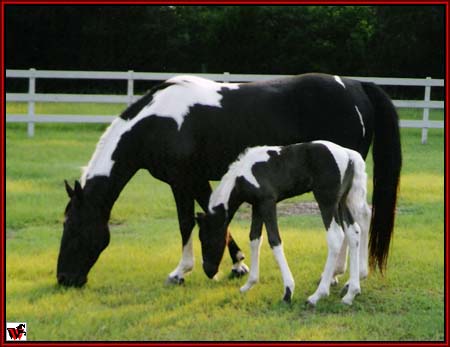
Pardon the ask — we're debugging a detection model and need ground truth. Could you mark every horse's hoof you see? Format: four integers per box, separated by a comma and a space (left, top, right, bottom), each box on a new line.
230, 263, 249, 278
165, 276, 185, 285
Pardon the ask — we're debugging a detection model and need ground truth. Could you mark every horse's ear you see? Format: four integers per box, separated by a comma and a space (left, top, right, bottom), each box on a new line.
65, 180, 74, 198
74, 180, 83, 201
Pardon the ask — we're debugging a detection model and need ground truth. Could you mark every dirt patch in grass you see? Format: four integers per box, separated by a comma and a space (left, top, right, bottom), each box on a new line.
235, 201, 320, 220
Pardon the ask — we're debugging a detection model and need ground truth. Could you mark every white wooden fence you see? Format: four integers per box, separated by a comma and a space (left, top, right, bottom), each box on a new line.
6, 69, 444, 143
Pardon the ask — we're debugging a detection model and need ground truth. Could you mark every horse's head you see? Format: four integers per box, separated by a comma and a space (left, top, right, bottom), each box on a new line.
196, 207, 228, 279
57, 180, 110, 287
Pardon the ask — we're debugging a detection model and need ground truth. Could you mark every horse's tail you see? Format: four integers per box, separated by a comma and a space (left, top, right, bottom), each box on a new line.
362, 82, 402, 273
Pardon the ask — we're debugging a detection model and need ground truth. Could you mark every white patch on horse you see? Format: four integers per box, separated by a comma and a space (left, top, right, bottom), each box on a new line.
81, 117, 128, 186
138, 75, 239, 130
208, 146, 282, 212
355, 105, 366, 137
312, 141, 349, 182
81, 76, 240, 185
334, 75, 345, 88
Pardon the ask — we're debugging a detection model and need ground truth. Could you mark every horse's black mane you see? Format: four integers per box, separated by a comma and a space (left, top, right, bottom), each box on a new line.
120, 82, 175, 120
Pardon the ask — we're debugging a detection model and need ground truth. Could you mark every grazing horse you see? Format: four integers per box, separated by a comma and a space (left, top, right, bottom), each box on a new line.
196, 141, 370, 305
57, 73, 401, 287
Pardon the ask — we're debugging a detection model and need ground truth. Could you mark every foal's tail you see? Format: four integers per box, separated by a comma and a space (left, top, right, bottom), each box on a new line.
362, 82, 402, 273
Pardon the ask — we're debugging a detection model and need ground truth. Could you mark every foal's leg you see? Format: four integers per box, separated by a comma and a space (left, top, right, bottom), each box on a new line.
194, 181, 248, 277
167, 185, 195, 284
341, 220, 361, 305
307, 215, 345, 306
347, 195, 371, 279
240, 205, 264, 293
333, 237, 348, 283
356, 202, 370, 279
318, 237, 347, 286
260, 200, 295, 303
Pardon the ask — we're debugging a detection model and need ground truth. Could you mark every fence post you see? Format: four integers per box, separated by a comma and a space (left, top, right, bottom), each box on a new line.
127, 70, 134, 106
27, 68, 36, 137
421, 77, 431, 144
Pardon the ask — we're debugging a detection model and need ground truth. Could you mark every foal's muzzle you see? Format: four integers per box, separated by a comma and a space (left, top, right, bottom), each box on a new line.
202, 261, 218, 279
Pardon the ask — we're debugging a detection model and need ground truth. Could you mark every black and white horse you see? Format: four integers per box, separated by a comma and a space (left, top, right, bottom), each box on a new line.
57, 73, 401, 287
197, 141, 370, 305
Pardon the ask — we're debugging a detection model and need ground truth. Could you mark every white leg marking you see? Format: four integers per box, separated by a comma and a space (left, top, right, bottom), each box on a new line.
272, 244, 295, 300
357, 204, 370, 279
335, 236, 348, 276
169, 234, 194, 280
342, 223, 362, 305
240, 237, 263, 293
330, 236, 348, 285
308, 219, 344, 306
345, 153, 370, 279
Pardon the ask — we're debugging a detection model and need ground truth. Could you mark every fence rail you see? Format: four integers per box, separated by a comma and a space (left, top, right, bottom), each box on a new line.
6, 69, 445, 143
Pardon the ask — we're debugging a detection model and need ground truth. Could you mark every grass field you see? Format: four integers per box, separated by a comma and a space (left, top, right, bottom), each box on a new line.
5, 106, 445, 341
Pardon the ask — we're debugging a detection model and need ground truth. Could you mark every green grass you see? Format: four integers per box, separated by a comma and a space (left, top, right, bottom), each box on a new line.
5, 108, 444, 341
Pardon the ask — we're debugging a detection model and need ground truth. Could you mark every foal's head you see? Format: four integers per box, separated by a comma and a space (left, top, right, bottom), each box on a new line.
196, 206, 229, 278
57, 181, 110, 287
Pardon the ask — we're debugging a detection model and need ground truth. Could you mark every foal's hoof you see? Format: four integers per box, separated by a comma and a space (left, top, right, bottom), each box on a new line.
283, 287, 292, 303
165, 275, 185, 285
305, 299, 316, 308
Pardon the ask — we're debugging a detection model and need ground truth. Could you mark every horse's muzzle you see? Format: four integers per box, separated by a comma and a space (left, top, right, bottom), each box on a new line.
57, 273, 87, 287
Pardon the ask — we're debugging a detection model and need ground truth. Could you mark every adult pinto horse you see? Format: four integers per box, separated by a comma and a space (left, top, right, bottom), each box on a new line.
57, 73, 401, 287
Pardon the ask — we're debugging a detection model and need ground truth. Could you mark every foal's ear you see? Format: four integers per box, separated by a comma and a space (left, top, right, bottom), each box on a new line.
64, 180, 74, 198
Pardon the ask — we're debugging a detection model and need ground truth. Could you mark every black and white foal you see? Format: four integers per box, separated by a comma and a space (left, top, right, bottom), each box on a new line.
197, 141, 371, 306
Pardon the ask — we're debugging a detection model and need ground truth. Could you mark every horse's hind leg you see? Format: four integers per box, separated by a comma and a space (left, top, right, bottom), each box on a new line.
167, 185, 196, 285
194, 181, 248, 277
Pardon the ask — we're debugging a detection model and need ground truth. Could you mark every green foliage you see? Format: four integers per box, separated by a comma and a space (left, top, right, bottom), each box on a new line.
6, 5, 445, 78
5, 113, 444, 341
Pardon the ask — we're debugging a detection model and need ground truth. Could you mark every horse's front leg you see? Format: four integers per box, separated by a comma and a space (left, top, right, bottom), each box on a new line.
228, 234, 249, 277
194, 181, 248, 278
166, 185, 195, 285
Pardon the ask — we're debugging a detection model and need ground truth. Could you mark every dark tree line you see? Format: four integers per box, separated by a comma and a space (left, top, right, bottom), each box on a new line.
5, 5, 445, 80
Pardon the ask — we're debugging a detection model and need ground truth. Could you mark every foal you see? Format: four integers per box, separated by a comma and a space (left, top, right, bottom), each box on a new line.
196, 141, 371, 306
